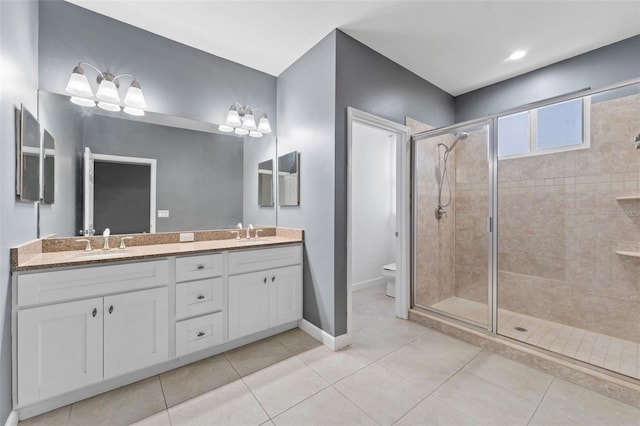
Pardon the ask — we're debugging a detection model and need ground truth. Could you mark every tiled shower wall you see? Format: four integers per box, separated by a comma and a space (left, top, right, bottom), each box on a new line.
497, 93, 640, 342
453, 129, 490, 305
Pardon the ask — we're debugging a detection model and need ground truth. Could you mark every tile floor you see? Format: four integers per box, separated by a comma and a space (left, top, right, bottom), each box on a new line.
21, 284, 640, 426
431, 296, 640, 379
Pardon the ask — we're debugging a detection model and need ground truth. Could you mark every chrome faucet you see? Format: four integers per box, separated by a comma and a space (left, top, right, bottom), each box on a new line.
119, 236, 133, 249
76, 239, 93, 252
102, 228, 111, 250
247, 224, 254, 239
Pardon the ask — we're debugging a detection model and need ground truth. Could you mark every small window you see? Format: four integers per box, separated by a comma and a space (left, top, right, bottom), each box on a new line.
536, 99, 583, 150
498, 112, 529, 157
498, 97, 589, 159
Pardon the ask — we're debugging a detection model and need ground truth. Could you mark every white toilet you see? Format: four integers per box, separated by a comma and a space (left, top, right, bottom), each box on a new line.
381, 263, 396, 298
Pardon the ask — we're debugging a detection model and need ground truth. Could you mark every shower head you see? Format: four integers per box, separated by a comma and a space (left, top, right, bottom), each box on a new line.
446, 132, 469, 153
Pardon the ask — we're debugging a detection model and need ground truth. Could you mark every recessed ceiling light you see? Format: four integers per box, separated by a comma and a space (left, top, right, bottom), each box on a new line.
507, 50, 527, 61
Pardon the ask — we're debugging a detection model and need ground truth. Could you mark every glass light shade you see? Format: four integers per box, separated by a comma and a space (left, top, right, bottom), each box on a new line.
123, 82, 146, 109
257, 116, 272, 134
65, 69, 93, 98
96, 77, 120, 103
242, 112, 256, 130
218, 124, 234, 132
234, 127, 249, 135
249, 130, 263, 138
97, 101, 121, 112
123, 106, 145, 116
225, 107, 242, 127
70, 97, 96, 107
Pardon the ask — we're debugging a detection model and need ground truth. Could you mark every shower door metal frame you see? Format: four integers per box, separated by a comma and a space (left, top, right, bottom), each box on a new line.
411, 117, 498, 332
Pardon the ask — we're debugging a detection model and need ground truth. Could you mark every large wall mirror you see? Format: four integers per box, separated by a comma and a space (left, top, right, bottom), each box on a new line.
38, 91, 277, 237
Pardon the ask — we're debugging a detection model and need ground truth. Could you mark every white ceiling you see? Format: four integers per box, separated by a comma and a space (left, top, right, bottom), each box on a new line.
66, 1, 640, 96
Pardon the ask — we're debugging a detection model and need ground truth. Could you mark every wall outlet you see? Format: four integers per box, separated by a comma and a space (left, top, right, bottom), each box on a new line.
157, 210, 170, 218
179, 232, 194, 242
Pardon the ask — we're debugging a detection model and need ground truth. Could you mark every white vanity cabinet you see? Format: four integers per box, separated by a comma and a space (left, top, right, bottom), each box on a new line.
15, 260, 169, 406
228, 246, 302, 340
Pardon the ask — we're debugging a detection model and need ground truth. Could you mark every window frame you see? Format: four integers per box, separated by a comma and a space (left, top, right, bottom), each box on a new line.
498, 96, 591, 160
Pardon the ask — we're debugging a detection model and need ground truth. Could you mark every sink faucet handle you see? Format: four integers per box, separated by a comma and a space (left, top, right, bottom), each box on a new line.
76, 239, 93, 252
255, 229, 263, 239
102, 228, 111, 250
231, 230, 241, 240
119, 236, 134, 249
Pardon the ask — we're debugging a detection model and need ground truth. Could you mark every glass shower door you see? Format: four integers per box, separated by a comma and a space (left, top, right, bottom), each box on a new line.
412, 121, 494, 329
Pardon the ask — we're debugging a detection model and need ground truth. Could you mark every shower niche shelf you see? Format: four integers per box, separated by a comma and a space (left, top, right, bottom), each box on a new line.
615, 195, 640, 201
615, 251, 640, 258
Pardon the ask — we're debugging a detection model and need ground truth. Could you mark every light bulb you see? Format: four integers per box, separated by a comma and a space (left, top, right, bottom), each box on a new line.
96, 74, 120, 103
218, 125, 234, 132
123, 106, 144, 116
225, 106, 242, 127
507, 50, 527, 61
124, 81, 146, 109
234, 128, 249, 135
70, 97, 96, 107
257, 116, 272, 134
65, 65, 93, 98
249, 131, 263, 138
97, 101, 121, 112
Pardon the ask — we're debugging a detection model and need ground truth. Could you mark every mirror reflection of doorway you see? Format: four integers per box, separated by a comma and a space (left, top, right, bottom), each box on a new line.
83, 147, 156, 235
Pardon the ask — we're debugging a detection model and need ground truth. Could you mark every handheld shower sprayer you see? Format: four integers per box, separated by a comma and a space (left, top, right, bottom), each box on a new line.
435, 132, 469, 220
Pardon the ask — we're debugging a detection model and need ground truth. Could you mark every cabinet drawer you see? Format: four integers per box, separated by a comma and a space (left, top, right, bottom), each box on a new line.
175, 312, 224, 357
175, 277, 223, 320
228, 245, 302, 275
17, 260, 169, 308
176, 254, 223, 282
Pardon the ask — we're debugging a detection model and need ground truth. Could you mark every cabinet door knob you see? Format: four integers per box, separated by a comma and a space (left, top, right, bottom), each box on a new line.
197, 331, 205, 337
263, 277, 267, 284
108, 305, 114, 314
92, 308, 97, 318
271, 276, 276, 283
196, 265, 205, 270
197, 295, 205, 300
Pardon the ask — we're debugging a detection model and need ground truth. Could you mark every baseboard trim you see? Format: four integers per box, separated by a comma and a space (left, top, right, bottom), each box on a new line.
4, 411, 18, 426
298, 319, 351, 351
352, 277, 386, 292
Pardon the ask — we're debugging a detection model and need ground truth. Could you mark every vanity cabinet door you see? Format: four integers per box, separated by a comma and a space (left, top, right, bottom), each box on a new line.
228, 271, 270, 340
103, 287, 168, 379
18, 298, 103, 405
268, 265, 303, 328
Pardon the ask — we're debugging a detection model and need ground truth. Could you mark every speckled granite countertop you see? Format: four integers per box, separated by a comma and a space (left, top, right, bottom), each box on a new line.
11, 228, 303, 272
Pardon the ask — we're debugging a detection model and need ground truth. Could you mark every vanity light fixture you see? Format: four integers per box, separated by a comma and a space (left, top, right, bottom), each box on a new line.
64, 62, 147, 116
218, 103, 272, 138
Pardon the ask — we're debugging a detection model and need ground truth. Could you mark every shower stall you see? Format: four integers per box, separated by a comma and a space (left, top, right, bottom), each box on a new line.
412, 81, 640, 380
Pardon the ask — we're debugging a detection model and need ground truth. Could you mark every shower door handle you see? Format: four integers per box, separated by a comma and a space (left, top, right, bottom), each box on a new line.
487, 217, 493, 233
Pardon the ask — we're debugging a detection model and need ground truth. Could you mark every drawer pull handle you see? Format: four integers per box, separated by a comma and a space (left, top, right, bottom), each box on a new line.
197, 295, 205, 300
197, 331, 205, 337
263, 277, 267, 284
92, 308, 97, 318
109, 305, 114, 314
196, 265, 205, 270
271, 276, 276, 283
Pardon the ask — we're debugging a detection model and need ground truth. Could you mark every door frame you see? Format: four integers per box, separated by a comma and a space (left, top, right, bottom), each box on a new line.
346, 107, 411, 342
86, 150, 157, 234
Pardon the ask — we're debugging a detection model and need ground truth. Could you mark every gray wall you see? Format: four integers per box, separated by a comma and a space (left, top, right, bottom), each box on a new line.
83, 115, 244, 232
0, 1, 39, 423
455, 35, 640, 122
277, 32, 337, 335
38, 91, 84, 238
333, 31, 455, 335
38, 0, 277, 129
